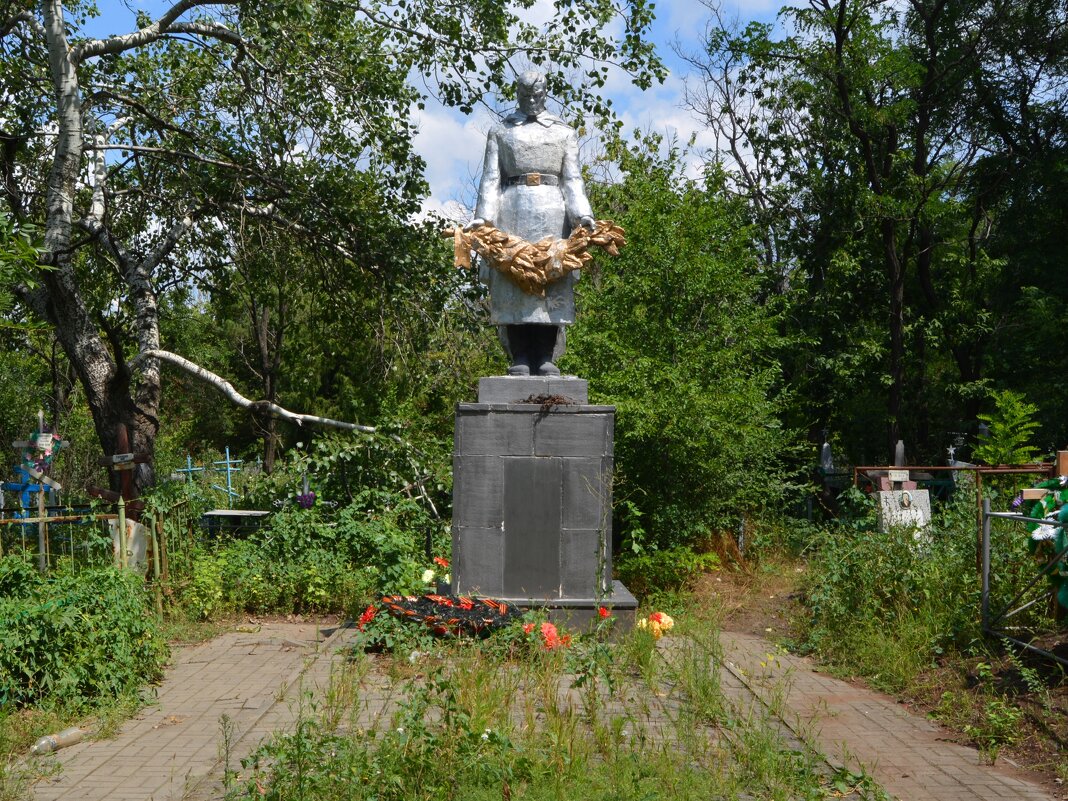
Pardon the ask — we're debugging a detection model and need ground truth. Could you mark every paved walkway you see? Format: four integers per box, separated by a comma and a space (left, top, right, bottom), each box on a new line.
720, 631, 1056, 801
27, 624, 1059, 801
31, 622, 354, 801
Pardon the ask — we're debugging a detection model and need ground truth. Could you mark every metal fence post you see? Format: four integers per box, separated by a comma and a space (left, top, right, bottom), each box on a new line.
981, 497, 992, 632
117, 497, 127, 570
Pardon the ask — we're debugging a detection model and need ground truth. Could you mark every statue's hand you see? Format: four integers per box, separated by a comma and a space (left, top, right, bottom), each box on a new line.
464, 217, 487, 232
576, 215, 595, 231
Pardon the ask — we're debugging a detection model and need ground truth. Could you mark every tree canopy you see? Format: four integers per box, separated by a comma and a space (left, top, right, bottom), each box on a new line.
684, 0, 1068, 462
0, 0, 664, 490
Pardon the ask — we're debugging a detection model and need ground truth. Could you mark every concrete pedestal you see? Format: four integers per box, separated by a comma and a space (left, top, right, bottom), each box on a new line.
451, 376, 637, 626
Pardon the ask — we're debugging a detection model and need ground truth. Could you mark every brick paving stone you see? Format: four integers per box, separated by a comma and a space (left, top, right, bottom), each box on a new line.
31, 623, 331, 801
720, 630, 1057, 801
28, 618, 1062, 801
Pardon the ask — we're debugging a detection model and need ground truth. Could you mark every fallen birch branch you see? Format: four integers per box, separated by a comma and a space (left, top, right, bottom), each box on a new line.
130, 349, 375, 433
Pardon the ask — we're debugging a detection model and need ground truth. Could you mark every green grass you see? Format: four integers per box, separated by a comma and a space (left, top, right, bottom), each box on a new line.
228, 613, 876, 801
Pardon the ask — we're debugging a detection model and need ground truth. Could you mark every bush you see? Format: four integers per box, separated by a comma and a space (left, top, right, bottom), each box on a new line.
176, 492, 434, 620
798, 491, 988, 690
0, 562, 167, 709
564, 139, 800, 551
0, 556, 42, 600
615, 546, 720, 600
217, 541, 377, 616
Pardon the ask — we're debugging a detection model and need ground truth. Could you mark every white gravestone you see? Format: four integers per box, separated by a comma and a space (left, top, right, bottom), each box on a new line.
877, 489, 931, 533
108, 518, 150, 574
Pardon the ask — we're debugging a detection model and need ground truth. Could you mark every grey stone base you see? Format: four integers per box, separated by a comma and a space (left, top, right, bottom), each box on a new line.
500, 580, 639, 633
452, 397, 614, 604
478, 375, 588, 405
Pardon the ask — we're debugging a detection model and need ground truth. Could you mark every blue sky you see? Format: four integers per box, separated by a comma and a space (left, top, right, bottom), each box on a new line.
87, 1, 784, 216
412, 0, 785, 217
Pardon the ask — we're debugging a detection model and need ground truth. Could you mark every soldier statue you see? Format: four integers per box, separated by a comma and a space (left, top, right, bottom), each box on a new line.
468, 70, 595, 377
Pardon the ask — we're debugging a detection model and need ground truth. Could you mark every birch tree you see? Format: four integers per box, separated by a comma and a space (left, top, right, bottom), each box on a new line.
0, 0, 663, 490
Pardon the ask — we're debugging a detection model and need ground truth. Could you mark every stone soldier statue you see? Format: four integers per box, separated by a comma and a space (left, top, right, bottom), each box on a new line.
469, 70, 595, 376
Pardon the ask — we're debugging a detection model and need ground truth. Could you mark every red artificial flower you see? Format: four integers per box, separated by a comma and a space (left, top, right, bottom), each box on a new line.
357, 604, 377, 631
522, 622, 536, 634
433, 556, 450, 569
649, 611, 666, 625
598, 606, 611, 619
540, 621, 565, 649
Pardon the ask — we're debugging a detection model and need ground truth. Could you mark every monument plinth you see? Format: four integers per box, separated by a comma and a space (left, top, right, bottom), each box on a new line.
451, 376, 637, 628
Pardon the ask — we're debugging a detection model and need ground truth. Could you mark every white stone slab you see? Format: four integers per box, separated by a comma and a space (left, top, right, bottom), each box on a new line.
877, 489, 931, 533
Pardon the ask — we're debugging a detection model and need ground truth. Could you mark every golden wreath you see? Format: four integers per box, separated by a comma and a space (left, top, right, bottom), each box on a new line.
443, 220, 626, 298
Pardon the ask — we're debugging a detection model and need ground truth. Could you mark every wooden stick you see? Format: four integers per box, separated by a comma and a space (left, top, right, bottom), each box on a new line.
0, 513, 119, 525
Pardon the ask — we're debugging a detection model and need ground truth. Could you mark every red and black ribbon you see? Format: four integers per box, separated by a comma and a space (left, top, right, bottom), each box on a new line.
379, 594, 522, 637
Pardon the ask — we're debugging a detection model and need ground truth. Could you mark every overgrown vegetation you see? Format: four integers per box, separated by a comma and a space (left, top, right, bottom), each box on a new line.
0, 557, 169, 798
567, 141, 799, 550
182, 497, 434, 621
0, 558, 167, 709
229, 613, 879, 801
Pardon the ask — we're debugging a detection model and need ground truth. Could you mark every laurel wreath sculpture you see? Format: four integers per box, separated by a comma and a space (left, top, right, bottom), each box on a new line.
444, 220, 626, 298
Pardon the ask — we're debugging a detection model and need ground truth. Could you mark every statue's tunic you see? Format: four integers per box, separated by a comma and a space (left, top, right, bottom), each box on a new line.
474, 111, 593, 325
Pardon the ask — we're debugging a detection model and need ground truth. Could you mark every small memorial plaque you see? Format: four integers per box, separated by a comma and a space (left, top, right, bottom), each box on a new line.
887, 469, 910, 483
877, 489, 931, 533
1022, 488, 1050, 501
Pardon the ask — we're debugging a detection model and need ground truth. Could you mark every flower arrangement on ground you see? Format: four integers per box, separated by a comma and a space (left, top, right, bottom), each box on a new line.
636, 611, 674, 639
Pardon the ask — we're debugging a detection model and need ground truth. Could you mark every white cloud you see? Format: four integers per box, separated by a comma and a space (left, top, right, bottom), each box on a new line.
411, 104, 494, 218
409, 0, 787, 211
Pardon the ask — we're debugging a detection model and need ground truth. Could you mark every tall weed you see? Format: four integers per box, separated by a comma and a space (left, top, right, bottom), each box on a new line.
800, 492, 981, 690
236, 617, 862, 801
0, 559, 167, 709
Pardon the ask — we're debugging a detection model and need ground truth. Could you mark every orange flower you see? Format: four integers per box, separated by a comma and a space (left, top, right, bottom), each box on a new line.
522, 622, 536, 634
433, 556, 450, 569
357, 604, 377, 631
540, 621, 568, 649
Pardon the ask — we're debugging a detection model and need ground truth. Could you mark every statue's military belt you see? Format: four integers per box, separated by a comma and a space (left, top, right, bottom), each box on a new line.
505, 173, 559, 187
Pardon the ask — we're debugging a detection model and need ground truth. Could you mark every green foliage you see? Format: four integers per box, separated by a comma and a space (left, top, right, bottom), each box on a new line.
236, 622, 842, 801
973, 389, 1042, 466
0, 560, 167, 709
296, 432, 451, 514
0, 557, 42, 600
963, 696, 1023, 763
615, 546, 720, 600
567, 138, 798, 550
0, 213, 44, 315
351, 608, 436, 655
245, 664, 530, 801
693, 0, 1068, 461
960, 662, 1025, 763
800, 493, 983, 690
175, 492, 433, 620
186, 552, 225, 620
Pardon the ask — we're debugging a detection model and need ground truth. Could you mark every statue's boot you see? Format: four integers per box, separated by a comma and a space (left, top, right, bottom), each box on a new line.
506, 324, 561, 376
